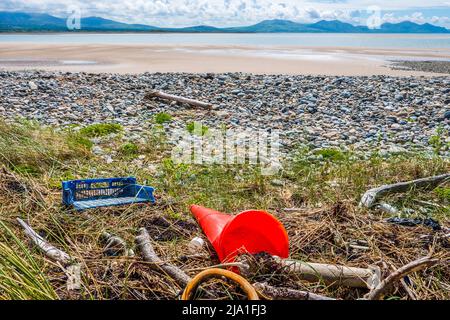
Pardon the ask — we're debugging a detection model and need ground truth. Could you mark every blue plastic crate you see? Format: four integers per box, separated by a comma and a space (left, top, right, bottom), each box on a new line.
62, 177, 155, 211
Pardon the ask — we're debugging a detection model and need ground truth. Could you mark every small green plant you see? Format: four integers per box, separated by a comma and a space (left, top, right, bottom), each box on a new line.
314, 148, 346, 162
12, 164, 40, 176
186, 122, 208, 135
49, 171, 76, 189
154, 112, 172, 124
79, 123, 123, 138
435, 187, 450, 201
67, 133, 93, 150
119, 142, 139, 157
429, 126, 447, 155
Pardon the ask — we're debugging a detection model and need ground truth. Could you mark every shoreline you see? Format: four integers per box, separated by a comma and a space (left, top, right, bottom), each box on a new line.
1, 31, 450, 36
1, 43, 449, 76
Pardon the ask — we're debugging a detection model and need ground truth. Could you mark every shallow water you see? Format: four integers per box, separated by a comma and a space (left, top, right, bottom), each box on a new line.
1, 33, 450, 49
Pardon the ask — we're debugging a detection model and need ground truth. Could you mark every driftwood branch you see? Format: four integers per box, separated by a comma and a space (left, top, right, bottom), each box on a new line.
359, 173, 450, 208
136, 227, 191, 288
17, 218, 72, 265
253, 282, 336, 300
365, 256, 439, 300
145, 90, 212, 109
275, 257, 381, 289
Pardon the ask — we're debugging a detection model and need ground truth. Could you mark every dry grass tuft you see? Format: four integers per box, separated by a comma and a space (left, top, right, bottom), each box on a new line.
0, 121, 448, 300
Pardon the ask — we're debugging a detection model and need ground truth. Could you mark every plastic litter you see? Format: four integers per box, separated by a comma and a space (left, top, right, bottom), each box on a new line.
181, 268, 259, 300
376, 202, 399, 215
190, 205, 289, 263
62, 177, 155, 211
188, 237, 205, 254
386, 217, 441, 231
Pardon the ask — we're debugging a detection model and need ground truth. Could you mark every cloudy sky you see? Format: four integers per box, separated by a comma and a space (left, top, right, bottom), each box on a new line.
1, 0, 450, 28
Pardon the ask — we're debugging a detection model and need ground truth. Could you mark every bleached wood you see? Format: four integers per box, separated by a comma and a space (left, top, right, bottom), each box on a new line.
145, 90, 212, 109
365, 256, 439, 300
275, 257, 381, 289
17, 218, 72, 264
359, 173, 450, 208
135, 227, 191, 288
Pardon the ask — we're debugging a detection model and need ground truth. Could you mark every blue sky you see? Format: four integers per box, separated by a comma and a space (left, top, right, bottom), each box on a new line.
1, 1, 449, 28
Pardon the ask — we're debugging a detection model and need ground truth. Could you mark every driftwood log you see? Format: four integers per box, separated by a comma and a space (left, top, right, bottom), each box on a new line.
365, 256, 439, 300
275, 258, 381, 289
16, 218, 72, 264
144, 90, 212, 109
253, 282, 336, 300
359, 173, 450, 208
136, 227, 191, 288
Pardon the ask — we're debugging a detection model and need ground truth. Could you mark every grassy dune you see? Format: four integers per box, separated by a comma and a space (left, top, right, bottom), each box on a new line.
0, 119, 448, 300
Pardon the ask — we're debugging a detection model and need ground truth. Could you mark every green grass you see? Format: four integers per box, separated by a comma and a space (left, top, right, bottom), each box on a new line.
79, 123, 123, 138
154, 112, 172, 125
119, 142, 139, 157
289, 147, 448, 207
435, 187, 450, 202
186, 122, 208, 136
313, 148, 347, 162
12, 164, 40, 176
0, 221, 58, 300
429, 126, 449, 155
0, 120, 92, 176
67, 133, 94, 150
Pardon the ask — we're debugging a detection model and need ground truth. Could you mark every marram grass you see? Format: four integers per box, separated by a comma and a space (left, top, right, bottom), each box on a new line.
0, 120, 448, 300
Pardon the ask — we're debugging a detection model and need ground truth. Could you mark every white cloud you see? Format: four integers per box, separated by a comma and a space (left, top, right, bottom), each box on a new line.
0, 0, 449, 27
381, 11, 450, 27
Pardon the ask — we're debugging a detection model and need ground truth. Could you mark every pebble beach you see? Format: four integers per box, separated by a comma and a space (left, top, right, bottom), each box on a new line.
0, 70, 449, 157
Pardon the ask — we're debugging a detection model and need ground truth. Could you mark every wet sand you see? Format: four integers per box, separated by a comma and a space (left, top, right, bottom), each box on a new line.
0, 43, 449, 76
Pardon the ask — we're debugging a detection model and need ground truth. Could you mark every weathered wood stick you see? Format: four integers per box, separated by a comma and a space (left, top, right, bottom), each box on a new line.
275, 257, 381, 289
359, 173, 450, 208
16, 218, 72, 264
145, 90, 212, 109
253, 282, 336, 300
136, 227, 191, 288
365, 256, 439, 300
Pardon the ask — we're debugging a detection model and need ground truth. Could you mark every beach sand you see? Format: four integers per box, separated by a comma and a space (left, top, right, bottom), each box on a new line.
0, 43, 449, 76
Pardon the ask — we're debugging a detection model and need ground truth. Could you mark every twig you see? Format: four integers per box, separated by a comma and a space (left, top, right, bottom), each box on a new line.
359, 173, 450, 208
144, 90, 212, 109
16, 218, 72, 264
386, 261, 417, 300
253, 282, 336, 300
365, 256, 439, 300
135, 227, 191, 288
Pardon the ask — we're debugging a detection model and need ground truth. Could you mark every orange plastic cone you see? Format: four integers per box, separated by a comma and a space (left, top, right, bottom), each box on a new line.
190, 205, 289, 263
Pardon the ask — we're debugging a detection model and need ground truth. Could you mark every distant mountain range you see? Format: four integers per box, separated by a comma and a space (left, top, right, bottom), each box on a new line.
0, 12, 449, 33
